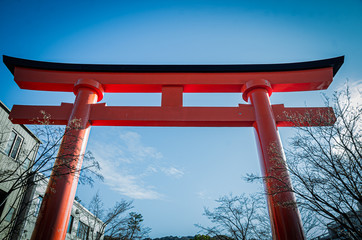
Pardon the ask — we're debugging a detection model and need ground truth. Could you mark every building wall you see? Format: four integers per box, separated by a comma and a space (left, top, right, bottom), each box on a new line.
18, 173, 104, 240
0, 101, 40, 240
67, 200, 105, 240
311, 208, 362, 240
0, 100, 104, 240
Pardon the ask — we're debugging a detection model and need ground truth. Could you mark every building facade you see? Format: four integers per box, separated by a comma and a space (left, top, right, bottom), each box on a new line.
311, 205, 362, 240
0, 100, 40, 240
0, 100, 105, 240
16, 173, 105, 240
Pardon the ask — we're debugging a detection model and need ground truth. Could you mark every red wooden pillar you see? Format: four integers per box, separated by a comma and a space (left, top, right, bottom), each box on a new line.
243, 80, 305, 240
31, 79, 104, 240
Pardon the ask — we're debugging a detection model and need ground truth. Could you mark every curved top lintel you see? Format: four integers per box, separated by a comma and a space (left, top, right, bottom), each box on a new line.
2, 55, 344, 93
3, 55, 344, 76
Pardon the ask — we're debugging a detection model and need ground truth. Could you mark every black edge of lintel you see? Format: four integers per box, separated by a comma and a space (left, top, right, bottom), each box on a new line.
3, 55, 344, 76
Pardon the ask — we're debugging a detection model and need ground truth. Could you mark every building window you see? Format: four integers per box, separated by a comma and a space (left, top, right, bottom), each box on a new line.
4, 130, 23, 160
0, 189, 7, 218
96, 231, 102, 240
67, 215, 74, 233
35, 195, 43, 216
90, 228, 94, 239
22, 157, 31, 170
77, 221, 89, 240
4, 207, 15, 222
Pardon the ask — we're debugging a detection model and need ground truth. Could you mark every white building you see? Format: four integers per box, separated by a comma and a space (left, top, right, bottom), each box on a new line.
16, 173, 105, 240
0, 100, 105, 240
0, 100, 40, 240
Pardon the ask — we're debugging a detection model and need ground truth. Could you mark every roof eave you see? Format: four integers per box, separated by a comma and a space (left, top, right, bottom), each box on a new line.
3, 55, 344, 76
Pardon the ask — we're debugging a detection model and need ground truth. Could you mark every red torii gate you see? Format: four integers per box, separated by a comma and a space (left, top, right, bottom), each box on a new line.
3, 55, 344, 240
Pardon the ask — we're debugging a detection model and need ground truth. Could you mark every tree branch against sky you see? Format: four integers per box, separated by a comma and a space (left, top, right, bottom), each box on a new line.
247, 84, 362, 239
87, 192, 134, 240
286, 85, 362, 239
196, 193, 271, 240
0, 114, 103, 240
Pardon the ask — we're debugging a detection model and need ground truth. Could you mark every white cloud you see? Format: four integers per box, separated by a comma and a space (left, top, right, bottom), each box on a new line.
96, 154, 162, 199
161, 167, 184, 178
348, 80, 361, 108
88, 130, 164, 199
196, 190, 212, 200
335, 80, 361, 109
119, 131, 163, 161
89, 130, 185, 199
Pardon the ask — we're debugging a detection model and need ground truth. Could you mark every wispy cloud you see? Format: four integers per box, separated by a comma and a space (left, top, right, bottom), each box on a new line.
99, 157, 162, 199
196, 190, 213, 200
161, 167, 184, 178
89, 130, 184, 199
348, 80, 361, 108
336, 79, 361, 109
119, 131, 163, 161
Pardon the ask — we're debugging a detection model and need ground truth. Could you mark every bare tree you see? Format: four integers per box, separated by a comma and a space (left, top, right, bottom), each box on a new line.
287, 86, 361, 239
0, 112, 103, 240
86, 192, 106, 240
298, 205, 324, 239
196, 193, 271, 240
247, 85, 362, 239
87, 192, 151, 240
87, 192, 136, 240
121, 212, 151, 240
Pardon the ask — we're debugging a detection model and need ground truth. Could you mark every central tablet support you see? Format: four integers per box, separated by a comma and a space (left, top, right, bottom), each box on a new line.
4, 55, 344, 240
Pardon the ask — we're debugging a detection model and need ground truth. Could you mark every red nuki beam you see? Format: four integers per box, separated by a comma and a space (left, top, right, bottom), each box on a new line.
3, 55, 344, 240
9, 103, 335, 127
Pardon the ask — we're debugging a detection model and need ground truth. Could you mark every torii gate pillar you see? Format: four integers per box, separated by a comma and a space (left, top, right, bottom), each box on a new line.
29, 79, 104, 240
3, 55, 344, 240
243, 79, 304, 238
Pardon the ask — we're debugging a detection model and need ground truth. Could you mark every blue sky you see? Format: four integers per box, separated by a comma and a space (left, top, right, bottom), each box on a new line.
1, 0, 361, 237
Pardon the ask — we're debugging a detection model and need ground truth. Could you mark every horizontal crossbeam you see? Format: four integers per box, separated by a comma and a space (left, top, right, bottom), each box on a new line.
9, 104, 335, 127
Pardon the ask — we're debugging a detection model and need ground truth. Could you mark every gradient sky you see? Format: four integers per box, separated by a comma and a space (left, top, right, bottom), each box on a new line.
1, 0, 361, 237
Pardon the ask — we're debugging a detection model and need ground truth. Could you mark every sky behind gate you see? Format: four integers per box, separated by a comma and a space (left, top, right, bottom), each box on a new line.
0, 0, 361, 237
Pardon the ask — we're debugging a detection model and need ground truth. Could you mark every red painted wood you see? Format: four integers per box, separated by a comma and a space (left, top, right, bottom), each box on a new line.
13, 66, 333, 93
161, 86, 183, 107
9, 104, 334, 127
245, 81, 305, 240
30, 82, 102, 240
